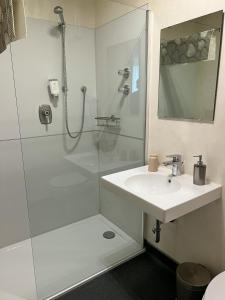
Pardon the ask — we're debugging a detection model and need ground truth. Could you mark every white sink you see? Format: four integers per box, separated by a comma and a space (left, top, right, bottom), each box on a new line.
102, 166, 222, 223
125, 174, 181, 196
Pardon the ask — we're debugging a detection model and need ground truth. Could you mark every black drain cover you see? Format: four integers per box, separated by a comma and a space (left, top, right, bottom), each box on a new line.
103, 231, 116, 239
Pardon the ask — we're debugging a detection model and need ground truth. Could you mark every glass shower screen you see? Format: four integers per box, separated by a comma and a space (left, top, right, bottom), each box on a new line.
9, 1, 148, 299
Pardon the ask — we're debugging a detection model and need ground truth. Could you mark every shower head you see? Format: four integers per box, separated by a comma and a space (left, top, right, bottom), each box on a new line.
54, 6, 63, 14
54, 6, 65, 26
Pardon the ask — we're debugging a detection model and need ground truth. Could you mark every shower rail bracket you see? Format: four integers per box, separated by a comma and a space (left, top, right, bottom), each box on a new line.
95, 115, 120, 128
118, 67, 130, 79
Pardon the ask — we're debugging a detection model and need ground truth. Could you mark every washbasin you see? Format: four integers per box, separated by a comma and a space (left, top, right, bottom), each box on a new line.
125, 174, 181, 196
102, 166, 222, 223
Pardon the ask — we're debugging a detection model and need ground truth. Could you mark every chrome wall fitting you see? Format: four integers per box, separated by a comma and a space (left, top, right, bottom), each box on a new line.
118, 67, 130, 79
95, 115, 120, 128
39, 105, 52, 124
118, 84, 130, 96
152, 220, 162, 243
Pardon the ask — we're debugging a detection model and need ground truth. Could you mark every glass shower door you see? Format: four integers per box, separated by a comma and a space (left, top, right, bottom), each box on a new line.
96, 5, 148, 260
9, 1, 148, 299
10, 13, 100, 299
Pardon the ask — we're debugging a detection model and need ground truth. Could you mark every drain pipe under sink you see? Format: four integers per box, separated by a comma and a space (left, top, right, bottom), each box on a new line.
152, 220, 162, 243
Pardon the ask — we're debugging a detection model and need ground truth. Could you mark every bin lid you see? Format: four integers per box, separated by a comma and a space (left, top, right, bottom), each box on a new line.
204, 271, 225, 300
177, 263, 211, 288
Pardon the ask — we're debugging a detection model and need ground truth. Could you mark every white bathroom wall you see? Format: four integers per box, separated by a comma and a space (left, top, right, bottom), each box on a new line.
24, 0, 144, 28
146, 0, 225, 274
11, 18, 97, 138
95, 0, 141, 27
13, 0, 27, 40
112, 0, 148, 7
24, 0, 96, 28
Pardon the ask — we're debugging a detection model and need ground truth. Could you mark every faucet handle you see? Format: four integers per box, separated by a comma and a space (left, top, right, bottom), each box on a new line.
166, 154, 182, 162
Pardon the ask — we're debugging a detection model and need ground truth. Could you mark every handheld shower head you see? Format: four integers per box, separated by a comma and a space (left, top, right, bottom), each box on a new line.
54, 6, 65, 25
81, 86, 87, 95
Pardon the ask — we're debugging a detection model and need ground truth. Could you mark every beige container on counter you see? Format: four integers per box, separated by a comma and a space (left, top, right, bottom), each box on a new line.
148, 154, 159, 172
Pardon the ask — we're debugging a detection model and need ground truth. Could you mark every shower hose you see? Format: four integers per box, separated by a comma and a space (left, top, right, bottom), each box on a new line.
61, 24, 87, 139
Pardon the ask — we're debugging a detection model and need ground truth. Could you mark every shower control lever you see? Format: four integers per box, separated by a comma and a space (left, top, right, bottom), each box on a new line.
118, 68, 130, 79
39, 105, 52, 125
118, 84, 130, 96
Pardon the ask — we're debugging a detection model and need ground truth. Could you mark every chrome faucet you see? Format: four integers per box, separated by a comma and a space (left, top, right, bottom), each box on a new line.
163, 154, 183, 176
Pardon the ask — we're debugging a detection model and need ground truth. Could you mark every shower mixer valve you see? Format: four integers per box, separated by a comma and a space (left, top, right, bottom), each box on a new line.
39, 105, 52, 125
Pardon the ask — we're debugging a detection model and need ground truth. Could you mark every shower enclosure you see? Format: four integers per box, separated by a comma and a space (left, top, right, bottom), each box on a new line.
2, 1, 148, 299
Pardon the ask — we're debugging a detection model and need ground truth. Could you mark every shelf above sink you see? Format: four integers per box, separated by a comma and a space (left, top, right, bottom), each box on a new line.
102, 166, 222, 223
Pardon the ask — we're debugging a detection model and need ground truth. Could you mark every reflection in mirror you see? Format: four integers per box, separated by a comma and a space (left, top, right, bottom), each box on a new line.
158, 11, 224, 122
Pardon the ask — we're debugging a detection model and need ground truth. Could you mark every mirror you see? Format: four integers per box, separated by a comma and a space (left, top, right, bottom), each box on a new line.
158, 11, 224, 123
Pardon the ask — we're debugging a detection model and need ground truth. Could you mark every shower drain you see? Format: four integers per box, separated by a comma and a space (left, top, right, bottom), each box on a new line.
103, 231, 116, 239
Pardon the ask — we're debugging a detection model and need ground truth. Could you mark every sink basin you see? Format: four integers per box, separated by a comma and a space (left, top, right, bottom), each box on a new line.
102, 166, 222, 223
125, 174, 181, 196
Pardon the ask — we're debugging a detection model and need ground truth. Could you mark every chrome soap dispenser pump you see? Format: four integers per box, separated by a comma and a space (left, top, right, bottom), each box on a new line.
193, 155, 206, 185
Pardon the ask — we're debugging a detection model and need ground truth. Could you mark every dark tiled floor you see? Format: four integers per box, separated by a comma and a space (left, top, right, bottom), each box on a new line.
57, 249, 176, 300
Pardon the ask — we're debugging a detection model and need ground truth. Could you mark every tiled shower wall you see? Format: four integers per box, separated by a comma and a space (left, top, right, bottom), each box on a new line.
0, 17, 99, 244
11, 18, 99, 237
12, 18, 97, 138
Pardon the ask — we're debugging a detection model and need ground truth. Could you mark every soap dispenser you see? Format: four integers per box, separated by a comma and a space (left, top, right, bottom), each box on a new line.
193, 155, 206, 185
